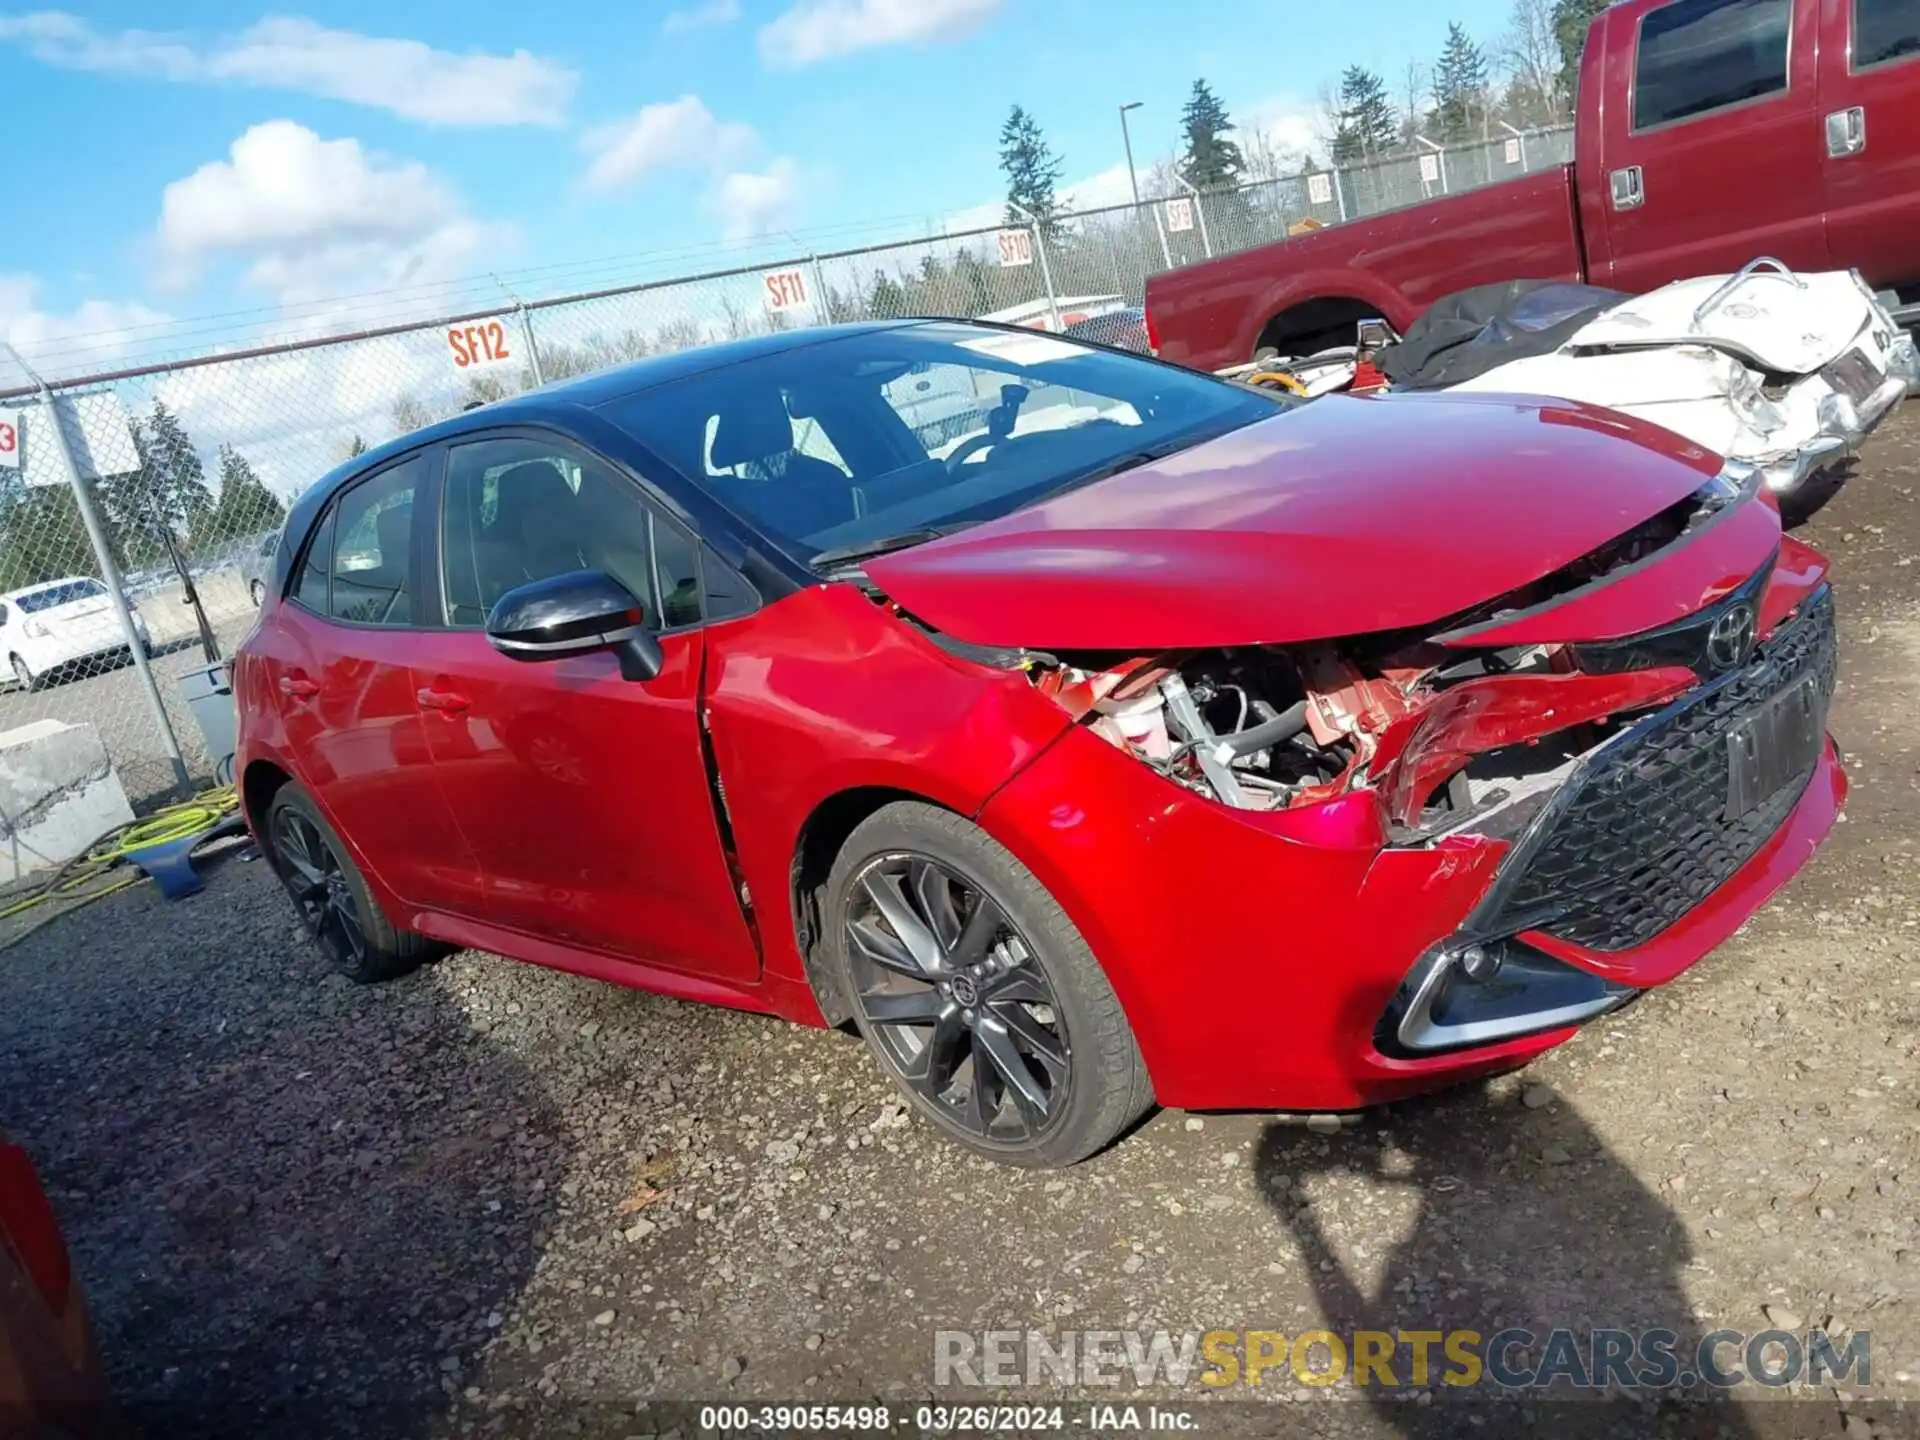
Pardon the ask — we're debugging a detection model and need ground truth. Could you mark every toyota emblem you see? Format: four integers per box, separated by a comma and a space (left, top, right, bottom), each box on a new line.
1706, 602, 1757, 672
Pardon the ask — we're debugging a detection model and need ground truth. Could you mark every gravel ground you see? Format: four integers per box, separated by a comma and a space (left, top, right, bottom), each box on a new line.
6, 411, 1920, 1439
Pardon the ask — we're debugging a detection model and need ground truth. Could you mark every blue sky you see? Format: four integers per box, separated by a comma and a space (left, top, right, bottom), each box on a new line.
0, 0, 1515, 368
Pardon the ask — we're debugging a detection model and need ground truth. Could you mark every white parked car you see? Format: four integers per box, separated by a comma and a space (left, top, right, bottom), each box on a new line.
0, 577, 152, 691
1252, 262, 1919, 498
1445, 264, 1917, 494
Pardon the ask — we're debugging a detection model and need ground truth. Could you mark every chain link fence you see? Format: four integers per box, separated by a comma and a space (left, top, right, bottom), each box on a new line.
0, 125, 1571, 813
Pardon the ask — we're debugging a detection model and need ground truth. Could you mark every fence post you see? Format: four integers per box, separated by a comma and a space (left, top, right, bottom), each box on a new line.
516, 304, 546, 387
809, 253, 834, 323
1149, 202, 1174, 271
2, 344, 190, 792
1006, 202, 1061, 330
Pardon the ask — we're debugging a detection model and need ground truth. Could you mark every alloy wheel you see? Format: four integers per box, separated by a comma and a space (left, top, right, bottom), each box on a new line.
272, 807, 368, 972
843, 853, 1070, 1144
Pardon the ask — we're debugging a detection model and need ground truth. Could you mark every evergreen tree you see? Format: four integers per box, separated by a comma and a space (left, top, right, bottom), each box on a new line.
209, 445, 288, 540
0, 481, 96, 590
1551, 0, 1611, 109
1179, 80, 1244, 190
1433, 23, 1491, 142
1000, 105, 1065, 238
1331, 67, 1397, 162
105, 401, 216, 567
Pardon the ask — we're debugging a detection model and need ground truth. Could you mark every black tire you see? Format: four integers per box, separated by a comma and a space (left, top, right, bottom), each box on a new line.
266, 784, 431, 983
249, 579, 265, 607
11, 654, 36, 692
823, 801, 1153, 1167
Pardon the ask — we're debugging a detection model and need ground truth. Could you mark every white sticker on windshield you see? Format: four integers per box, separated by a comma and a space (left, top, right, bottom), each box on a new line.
958, 333, 1086, 366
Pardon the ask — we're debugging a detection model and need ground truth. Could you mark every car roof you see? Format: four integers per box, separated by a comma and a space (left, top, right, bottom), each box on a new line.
3, 577, 98, 599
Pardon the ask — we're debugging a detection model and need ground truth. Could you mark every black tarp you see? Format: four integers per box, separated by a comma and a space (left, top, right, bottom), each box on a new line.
1376, 280, 1630, 390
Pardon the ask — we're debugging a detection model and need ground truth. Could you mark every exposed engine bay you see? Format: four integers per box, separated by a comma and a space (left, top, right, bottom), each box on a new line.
1015, 478, 1753, 841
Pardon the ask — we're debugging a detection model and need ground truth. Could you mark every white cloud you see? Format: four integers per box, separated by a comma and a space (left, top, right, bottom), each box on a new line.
663, 0, 742, 35
581, 95, 755, 192
155, 121, 512, 307
1060, 163, 1137, 212
0, 273, 171, 372
0, 12, 574, 125
1236, 95, 1322, 167
712, 160, 801, 242
758, 0, 1000, 67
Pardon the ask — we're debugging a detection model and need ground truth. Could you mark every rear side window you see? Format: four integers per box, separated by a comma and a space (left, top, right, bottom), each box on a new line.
1856, 0, 1920, 69
17, 579, 106, 612
1633, 0, 1790, 130
290, 456, 421, 625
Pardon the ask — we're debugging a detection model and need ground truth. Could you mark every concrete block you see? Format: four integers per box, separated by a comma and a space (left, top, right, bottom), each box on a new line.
0, 719, 134, 884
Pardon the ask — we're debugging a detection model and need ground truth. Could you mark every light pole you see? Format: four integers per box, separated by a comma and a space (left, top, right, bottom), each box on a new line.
1119, 102, 1144, 207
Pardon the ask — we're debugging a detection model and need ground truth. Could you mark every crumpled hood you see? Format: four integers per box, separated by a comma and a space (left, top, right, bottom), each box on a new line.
1569, 269, 1881, 374
863, 391, 1724, 651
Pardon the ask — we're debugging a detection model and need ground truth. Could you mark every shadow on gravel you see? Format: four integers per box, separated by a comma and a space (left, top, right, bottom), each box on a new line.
1255, 1086, 1769, 1440
0, 866, 567, 1440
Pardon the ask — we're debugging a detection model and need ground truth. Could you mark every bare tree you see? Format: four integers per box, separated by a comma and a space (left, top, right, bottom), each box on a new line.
1143, 154, 1183, 201
391, 395, 433, 436
1240, 124, 1301, 184
1399, 59, 1431, 144
1499, 0, 1565, 125
1312, 80, 1346, 160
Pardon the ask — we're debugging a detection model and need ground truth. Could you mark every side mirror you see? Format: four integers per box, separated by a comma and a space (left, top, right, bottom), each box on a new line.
485, 569, 664, 682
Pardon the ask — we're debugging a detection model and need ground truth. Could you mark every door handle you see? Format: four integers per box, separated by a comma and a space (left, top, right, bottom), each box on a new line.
1826, 106, 1866, 158
1609, 165, 1644, 211
279, 675, 319, 701
416, 687, 472, 716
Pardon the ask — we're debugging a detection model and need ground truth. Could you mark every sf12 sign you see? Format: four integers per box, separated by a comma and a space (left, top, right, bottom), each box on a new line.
762, 269, 811, 314
1164, 197, 1194, 233
0, 409, 18, 472
995, 229, 1034, 268
447, 318, 516, 373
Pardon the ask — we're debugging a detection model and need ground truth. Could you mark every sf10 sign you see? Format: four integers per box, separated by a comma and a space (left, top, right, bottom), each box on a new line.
996, 229, 1035, 268
446, 318, 516, 373
762, 269, 812, 314
0, 409, 18, 472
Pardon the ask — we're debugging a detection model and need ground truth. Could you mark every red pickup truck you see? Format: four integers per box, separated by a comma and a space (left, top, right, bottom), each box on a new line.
1146, 0, 1920, 372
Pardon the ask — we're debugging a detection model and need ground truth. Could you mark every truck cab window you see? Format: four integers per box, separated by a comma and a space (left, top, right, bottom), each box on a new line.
1633, 0, 1790, 131
1855, 0, 1920, 70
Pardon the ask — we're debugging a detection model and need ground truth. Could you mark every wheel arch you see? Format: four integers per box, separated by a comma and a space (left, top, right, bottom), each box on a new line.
789, 784, 965, 1026
1254, 294, 1382, 360
241, 757, 294, 845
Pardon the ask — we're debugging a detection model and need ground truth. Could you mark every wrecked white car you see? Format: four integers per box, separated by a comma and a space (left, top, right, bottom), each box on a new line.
1249, 263, 1917, 496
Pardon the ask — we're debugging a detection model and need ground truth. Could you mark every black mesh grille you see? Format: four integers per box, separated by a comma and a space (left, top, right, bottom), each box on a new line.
1486, 588, 1837, 952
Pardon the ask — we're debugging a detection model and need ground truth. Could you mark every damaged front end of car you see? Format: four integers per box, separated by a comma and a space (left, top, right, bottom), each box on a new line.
1003, 467, 1839, 1060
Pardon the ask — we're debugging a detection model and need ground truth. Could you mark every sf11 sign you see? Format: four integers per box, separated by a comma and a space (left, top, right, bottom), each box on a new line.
447, 318, 516, 373
1165, 197, 1194, 234
762, 269, 811, 314
0, 409, 17, 472
996, 229, 1034, 268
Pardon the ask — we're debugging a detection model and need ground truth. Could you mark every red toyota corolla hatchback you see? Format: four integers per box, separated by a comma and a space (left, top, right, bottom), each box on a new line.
235, 320, 1844, 1166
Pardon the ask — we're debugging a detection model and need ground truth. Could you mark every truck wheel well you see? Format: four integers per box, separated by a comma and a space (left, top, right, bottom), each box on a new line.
1256, 296, 1376, 361
242, 760, 292, 847
790, 786, 954, 1027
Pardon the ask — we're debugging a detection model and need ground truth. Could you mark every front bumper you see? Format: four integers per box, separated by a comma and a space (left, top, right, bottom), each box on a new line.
978, 584, 1846, 1113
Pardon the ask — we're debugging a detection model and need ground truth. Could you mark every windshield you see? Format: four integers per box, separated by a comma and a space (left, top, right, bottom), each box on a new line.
18, 579, 106, 612
604, 322, 1282, 563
